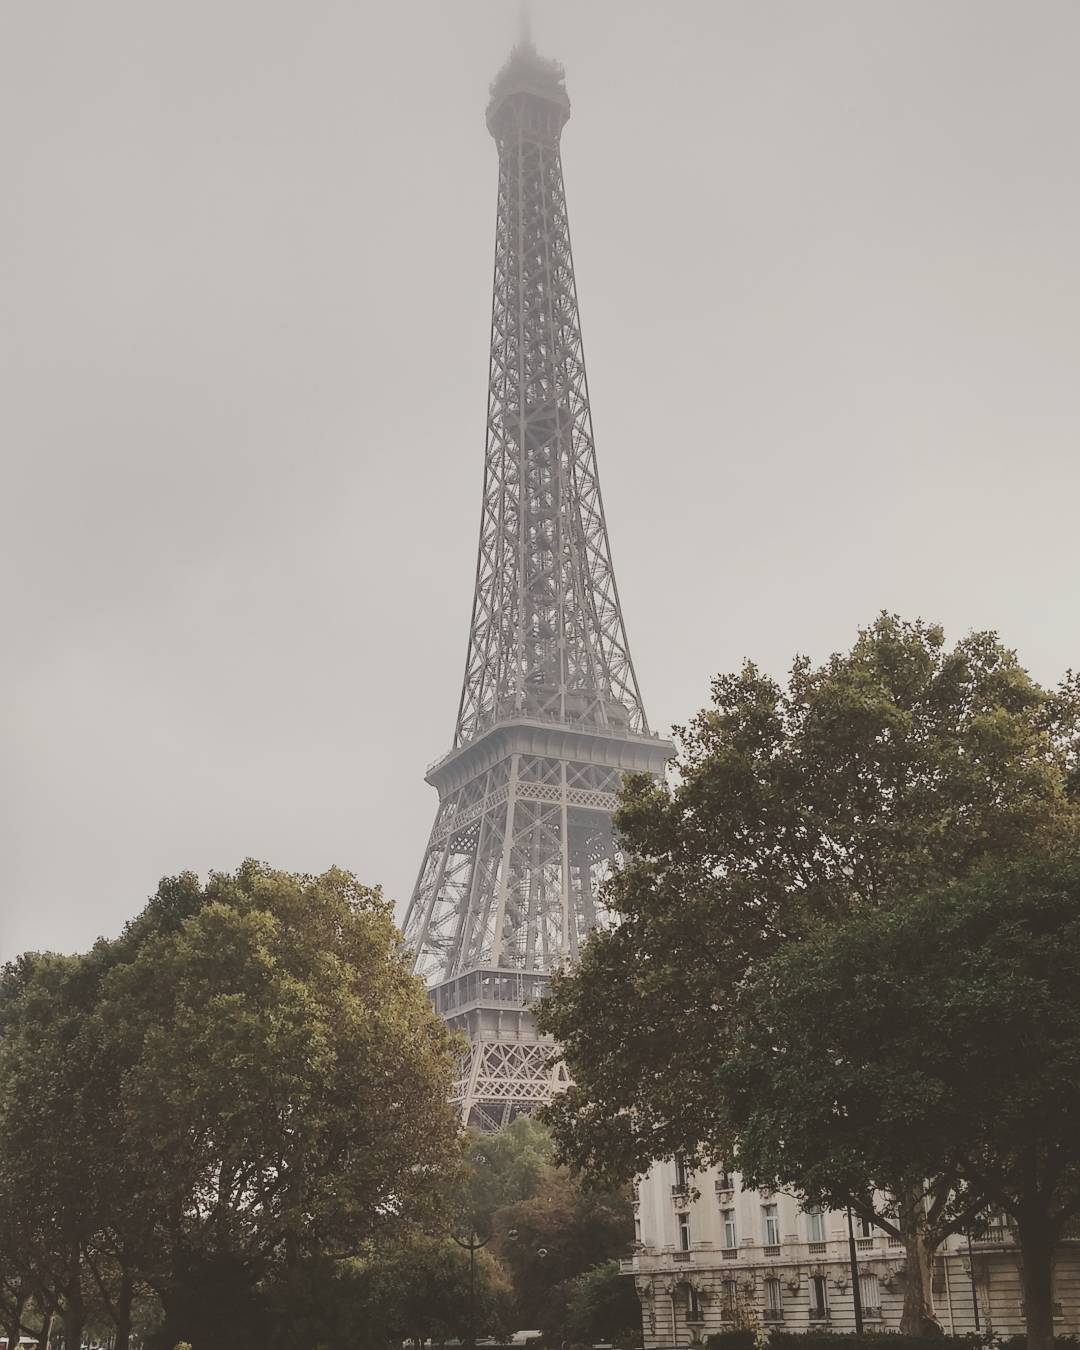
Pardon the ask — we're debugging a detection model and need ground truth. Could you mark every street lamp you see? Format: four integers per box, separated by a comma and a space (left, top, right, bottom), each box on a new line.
451, 1229, 492, 1350
452, 1150, 491, 1350
846, 1207, 865, 1336
508, 1233, 568, 1350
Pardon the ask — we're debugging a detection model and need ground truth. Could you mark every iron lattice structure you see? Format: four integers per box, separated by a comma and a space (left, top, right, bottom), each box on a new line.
402, 34, 672, 1132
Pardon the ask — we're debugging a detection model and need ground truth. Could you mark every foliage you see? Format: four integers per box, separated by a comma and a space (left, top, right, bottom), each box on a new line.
767, 1337, 981, 1350
729, 857, 1080, 1350
365, 1234, 512, 1345
0, 946, 133, 1350
457, 1115, 557, 1239
539, 616, 1080, 1336
541, 617, 1080, 1179
492, 1167, 633, 1335
0, 862, 463, 1350
704, 1332, 756, 1350
566, 1260, 641, 1347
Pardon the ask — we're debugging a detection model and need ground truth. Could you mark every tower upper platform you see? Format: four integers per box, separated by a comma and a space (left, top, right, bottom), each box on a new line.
486, 39, 571, 140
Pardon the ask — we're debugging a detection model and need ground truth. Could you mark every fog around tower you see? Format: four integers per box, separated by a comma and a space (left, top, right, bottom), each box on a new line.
3, 0, 1079, 959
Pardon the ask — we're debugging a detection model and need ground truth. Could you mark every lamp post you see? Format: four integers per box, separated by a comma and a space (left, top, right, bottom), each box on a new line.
508, 1231, 569, 1350
451, 1230, 492, 1350
846, 1207, 865, 1336
452, 1149, 492, 1350
538, 1247, 570, 1350
965, 1231, 981, 1331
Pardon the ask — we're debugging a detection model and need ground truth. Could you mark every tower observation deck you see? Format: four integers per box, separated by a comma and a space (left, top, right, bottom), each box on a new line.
401, 32, 673, 1131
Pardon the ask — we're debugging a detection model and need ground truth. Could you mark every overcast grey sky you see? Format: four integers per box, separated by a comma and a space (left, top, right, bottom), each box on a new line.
3, 1, 1078, 961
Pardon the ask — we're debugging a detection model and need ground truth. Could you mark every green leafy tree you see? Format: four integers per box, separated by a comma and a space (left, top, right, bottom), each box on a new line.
540, 616, 1080, 1333
492, 1168, 634, 1338
366, 1235, 512, 1346
0, 863, 463, 1350
0, 948, 133, 1350
104, 862, 461, 1343
566, 1261, 642, 1348
455, 1116, 558, 1239
725, 856, 1080, 1350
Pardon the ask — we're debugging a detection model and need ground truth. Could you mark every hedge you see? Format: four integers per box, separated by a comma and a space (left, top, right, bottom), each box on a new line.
705, 1332, 757, 1350
766, 1336, 1079, 1350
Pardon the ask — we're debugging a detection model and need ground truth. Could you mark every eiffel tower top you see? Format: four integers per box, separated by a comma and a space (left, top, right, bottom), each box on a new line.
486, 28, 570, 137
449, 26, 653, 759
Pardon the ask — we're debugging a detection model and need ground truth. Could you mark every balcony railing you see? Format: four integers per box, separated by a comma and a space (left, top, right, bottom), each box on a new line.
808, 1242, 827, 1255
722, 1248, 739, 1260
764, 1244, 782, 1258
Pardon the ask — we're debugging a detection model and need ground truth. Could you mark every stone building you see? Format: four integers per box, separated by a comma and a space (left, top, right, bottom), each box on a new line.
624, 1159, 1080, 1346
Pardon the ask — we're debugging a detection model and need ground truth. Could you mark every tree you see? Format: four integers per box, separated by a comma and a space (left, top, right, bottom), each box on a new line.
725, 856, 1080, 1350
366, 1235, 513, 1347
566, 1261, 642, 1348
0, 948, 125, 1350
540, 616, 1080, 1333
456, 1115, 557, 1239
492, 1168, 634, 1337
0, 863, 463, 1350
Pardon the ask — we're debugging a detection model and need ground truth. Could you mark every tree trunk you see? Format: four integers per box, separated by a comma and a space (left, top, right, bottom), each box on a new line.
6, 1287, 27, 1350
112, 1271, 134, 1350
63, 1250, 85, 1350
899, 1184, 943, 1335
38, 1309, 55, 1350
1017, 1215, 1056, 1350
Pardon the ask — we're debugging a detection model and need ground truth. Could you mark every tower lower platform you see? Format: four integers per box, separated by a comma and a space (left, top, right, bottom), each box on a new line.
403, 719, 672, 1130
433, 968, 567, 1131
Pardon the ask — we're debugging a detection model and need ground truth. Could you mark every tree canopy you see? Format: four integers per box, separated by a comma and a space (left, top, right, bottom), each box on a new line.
0, 862, 462, 1350
727, 856, 1080, 1350
539, 615, 1080, 1335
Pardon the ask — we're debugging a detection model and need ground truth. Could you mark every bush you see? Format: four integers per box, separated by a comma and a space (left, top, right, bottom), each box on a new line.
769, 1337, 979, 1350
765, 1337, 1080, 1350
998, 1340, 1080, 1350
706, 1332, 756, 1350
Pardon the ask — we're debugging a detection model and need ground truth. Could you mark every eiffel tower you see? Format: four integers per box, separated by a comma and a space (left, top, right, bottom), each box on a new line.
402, 23, 672, 1132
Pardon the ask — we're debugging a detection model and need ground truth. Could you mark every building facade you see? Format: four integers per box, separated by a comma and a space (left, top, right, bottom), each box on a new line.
627, 1160, 1080, 1346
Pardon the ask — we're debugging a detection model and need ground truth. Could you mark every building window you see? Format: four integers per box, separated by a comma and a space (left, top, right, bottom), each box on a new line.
805, 1206, 826, 1243
717, 1163, 734, 1189
764, 1277, 783, 1320
810, 1275, 829, 1320
678, 1211, 692, 1251
762, 1203, 780, 1245
859, 1215, 874, 1238
674, 1155, 690, 1193
722, 1207, 737, 1249
721, 1280, 738, 1318
684, 1283, 704, 1323
634, 1216, 642, 1244
860, 1272, 881, 1318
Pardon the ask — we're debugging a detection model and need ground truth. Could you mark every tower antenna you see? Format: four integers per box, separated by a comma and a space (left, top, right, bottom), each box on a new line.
518, 0, 533, 48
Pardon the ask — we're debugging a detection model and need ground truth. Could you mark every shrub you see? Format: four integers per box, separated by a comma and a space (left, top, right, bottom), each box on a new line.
706, 1332, 757, 1350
